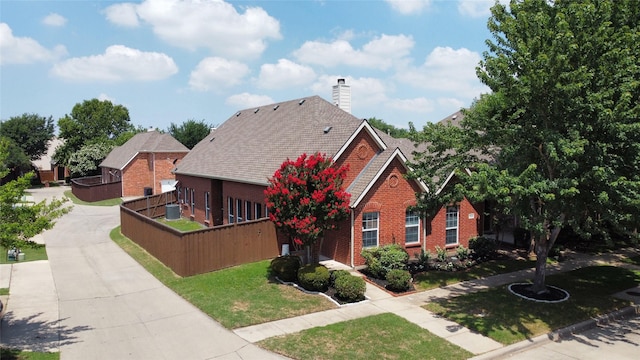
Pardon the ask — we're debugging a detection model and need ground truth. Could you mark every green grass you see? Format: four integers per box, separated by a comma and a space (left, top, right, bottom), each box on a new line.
259, 313, 472, 360
0, 245, 48, 265
0, 348, 59, 360
156, 218, 205, 232
0, 288, 8, 295
110, 227, 335, 328
413, 259, 536, 290
425, 265, 640, 345
63, 190, 122, 206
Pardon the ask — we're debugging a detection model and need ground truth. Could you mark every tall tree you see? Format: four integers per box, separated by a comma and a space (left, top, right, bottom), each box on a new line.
265, 153, 351, 264
168, 119, 212, 149
0, 113, 55, 160
368, 117, 409, 139
409, 0, 640, 294
0, 138, 70, 249
54, 99, 133, 167
68, 142, 115, 177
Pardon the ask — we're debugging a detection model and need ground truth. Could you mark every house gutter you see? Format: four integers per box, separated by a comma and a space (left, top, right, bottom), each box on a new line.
350, 208, 355, 268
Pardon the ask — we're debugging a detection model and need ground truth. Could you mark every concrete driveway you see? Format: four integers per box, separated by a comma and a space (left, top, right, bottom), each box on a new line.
1, 186, 284, 359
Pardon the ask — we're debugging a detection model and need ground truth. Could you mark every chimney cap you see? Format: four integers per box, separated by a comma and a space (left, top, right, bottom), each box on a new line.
337, 78, 345, 84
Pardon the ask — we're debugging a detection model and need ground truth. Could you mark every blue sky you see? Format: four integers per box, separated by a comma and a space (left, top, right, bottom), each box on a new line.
1, 0, 503, 131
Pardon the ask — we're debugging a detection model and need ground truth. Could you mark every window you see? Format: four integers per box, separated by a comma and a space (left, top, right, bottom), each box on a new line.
184, 187, 189, 205
176, 186, 181, 203
228, 197, 234, 223
245, 201, 252, 220
405, 210, 420, 244
190, 189, 195, 215
445, 206, 459, 245
255, 203, 263, 219
205, 192, 210, 221
236, 198, 243, 222
362, 212, 379, 248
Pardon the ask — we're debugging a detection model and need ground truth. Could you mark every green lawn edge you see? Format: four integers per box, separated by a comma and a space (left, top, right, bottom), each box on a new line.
63, 190, 122, 206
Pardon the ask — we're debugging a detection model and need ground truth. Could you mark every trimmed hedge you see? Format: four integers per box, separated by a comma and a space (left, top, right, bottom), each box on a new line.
361, 244, 409, 279
469, 236, 498, 260
297, 264, 330, 292
330, 269, 351, 287
386, 269, 412, 292
270, 255, 301, 282
334, 275, 366, 302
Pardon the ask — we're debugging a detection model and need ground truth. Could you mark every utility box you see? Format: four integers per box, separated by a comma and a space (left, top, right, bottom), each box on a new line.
165, 204, 180, 220
144, 187, 153, 196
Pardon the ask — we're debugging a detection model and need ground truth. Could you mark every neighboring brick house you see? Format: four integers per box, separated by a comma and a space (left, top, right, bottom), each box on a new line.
32, 137, 69, 183
100, 130, 189, 197
173, 96, 483, 267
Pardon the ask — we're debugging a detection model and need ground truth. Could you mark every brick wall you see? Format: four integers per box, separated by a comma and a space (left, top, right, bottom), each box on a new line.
425, 197, 481, 253
333, 130, 381, 188
122, 152, 186, 197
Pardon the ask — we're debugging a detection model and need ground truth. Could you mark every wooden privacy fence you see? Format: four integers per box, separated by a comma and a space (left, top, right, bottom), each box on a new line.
120, 194, 280, 277
71, 175, 122, 202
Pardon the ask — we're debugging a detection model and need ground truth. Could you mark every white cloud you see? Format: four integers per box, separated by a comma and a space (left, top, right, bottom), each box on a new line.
0, 23, 67, 65
387, 97, 434, 113
189, 57, 250, 92
385, 0, 431, 15
104, 3, 140, 27
106, 0, 281, 59
42, 13, 67, 27
396, 46, 486, 98
458, 0, 509, 18
51, 45, 178, 82
97, 93, 115, 102
293, 34, 414, 70
257, 59, 316, 89
225, 93, 274, 109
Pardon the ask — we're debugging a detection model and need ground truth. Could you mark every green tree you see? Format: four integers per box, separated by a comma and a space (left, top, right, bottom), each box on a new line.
0, 113, 55, 160
409, 0, 640, 294
54, 99, 133, 167
167, 119, 212, 149
68, 142, 115, 177
368, 117, 409, 138
0, 138, 70, 249
265, 153, 351, 264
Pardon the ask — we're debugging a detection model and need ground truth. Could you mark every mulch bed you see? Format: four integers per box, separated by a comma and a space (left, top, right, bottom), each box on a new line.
509, 283, 570, 303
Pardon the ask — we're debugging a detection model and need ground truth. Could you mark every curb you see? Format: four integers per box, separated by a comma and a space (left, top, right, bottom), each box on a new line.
470, 304, 640, 360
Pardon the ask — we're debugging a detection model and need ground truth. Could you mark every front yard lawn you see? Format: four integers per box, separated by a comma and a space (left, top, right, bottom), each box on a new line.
425, 265, 640, 345
110, 227, 335, 328
259, 313, 472, 360
0, 347, 59, 360
413, 258, 536, 290
0, 245, 48, 265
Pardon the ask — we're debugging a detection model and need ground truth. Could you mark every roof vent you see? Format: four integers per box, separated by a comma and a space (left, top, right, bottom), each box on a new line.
236, 111, 241, 117
452, 115, 457, 120
323, 126, 332, 134
209, 137, 215, 142
273, 105, 279, 111
298, 99, 306, 105
254, 108, 260, 114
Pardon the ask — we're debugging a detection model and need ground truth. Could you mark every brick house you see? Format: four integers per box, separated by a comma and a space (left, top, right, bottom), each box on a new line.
100, 130, 189, 197
32, 137, 69, 183
173, 96, 483, 267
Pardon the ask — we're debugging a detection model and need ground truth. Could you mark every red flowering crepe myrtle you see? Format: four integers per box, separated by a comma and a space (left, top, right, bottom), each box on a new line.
265, 153, 350, 262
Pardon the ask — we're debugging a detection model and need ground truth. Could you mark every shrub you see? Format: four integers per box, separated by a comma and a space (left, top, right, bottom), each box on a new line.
385, 269, 412, 292
469, 236, 497, 260
456, 245, 470, 260
435, 246, 447, 262
414, 249, 431, 266
330, 269, 351, 287
334, 275, 366, 302
270, 255, 301, 282
361, 244, 409, 279
297, 264, 330, 292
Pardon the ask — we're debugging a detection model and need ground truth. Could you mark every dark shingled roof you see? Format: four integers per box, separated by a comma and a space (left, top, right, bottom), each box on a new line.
100, 131, 189, 170
174, 96, 365, 185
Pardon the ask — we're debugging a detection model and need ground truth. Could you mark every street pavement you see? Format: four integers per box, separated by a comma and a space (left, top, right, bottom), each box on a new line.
1, 185, 639, 359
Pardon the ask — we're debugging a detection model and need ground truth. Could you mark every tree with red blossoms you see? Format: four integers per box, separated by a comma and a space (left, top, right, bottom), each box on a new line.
265, 153, 351, 264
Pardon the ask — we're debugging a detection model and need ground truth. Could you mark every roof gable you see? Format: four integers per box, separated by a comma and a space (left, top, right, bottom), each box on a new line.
100, 131, 189, 170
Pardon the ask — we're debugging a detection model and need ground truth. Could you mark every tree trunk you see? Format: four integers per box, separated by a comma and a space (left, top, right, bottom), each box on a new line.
530, 235, 549, 294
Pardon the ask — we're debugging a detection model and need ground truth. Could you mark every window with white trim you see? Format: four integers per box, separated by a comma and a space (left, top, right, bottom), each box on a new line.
205, 192, 210, 221
362, 212, 379, 248
405, 210, 420, 244
245, 201, 252, 221
176, 186, 181, 203
184, 187, 189, 205
445, 206, 459, 245
236, 198, 243, 222
228, 197, 234, 223
255, 203, 263, 219
190, 189, 195, 215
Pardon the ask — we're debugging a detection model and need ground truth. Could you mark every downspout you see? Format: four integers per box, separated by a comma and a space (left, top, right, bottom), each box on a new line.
153, 153, 156, 194
350, 208, 355, 268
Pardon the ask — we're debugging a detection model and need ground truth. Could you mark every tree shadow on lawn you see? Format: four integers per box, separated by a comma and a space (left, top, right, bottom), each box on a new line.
1, 312, 92, 352
426, 266, 640, 345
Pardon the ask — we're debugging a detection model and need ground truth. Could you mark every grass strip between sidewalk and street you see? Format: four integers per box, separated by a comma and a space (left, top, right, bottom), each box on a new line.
0, 347, 59, 360
63, 190, 122, 206
259, 313, 472, 360
110, 226, 335, 329
425, 265, 640, 345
